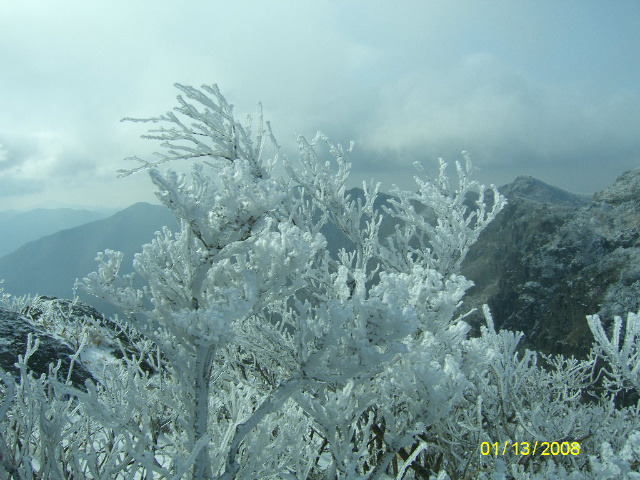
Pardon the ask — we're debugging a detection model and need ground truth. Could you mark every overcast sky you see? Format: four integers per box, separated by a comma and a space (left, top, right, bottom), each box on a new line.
1, 1, 639, 211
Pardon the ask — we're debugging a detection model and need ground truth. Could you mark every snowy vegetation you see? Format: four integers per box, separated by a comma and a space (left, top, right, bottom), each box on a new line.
1, 84, 639, 479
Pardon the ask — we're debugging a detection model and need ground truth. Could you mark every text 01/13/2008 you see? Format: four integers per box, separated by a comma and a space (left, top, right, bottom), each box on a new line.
480, 441, 581, 456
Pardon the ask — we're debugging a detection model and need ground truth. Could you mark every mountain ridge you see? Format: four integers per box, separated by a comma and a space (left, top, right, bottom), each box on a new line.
0, 202, 178, 316
0, 207, 109, 257
499, 175, 591, 207
461, 168, 640, 356
3, 171, 640, 359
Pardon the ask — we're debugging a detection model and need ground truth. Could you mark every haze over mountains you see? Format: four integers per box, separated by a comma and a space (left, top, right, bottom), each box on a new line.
0, 203, 178, 316
0, 208, 111, 258
0, 194, 381, 314
2, 170, 640, 359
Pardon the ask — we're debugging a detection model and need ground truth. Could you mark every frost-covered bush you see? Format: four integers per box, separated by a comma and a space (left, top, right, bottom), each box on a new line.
0, 84, 639, 479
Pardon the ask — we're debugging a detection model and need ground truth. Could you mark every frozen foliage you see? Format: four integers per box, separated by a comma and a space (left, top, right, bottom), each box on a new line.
0, 84, 639, 479
588, 311, 640, 393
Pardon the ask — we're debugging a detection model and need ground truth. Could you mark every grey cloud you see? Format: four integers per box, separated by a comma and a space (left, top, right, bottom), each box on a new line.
1, 2, 638, 208
0, 179, 44, 198
0, 132, 107, 200
342, 55, 640, 194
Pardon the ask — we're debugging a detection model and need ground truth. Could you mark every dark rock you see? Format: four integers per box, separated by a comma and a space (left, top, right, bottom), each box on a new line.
0, 308, 94, 388
21, 295, 104, 324
21, 296, 159, 376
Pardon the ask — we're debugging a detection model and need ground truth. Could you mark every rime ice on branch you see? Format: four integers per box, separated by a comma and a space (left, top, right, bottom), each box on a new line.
82, 83, 507, 479
4, 83, 637, 479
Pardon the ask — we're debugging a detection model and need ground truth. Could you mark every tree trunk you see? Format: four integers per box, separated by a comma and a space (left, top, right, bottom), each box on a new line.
192, 344, 215, 480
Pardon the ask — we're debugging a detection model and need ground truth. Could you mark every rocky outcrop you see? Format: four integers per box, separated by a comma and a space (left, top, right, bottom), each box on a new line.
0, 295, 159, 388
22, 295, 105, 325
500, 175, 591, 208
0, 307, 94, 387
461, 170, 640, 357
21, 296, 158, 376
593, 169, 640, 206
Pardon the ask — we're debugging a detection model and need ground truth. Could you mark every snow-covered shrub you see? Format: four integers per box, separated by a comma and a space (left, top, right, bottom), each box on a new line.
0, 84, 638, 479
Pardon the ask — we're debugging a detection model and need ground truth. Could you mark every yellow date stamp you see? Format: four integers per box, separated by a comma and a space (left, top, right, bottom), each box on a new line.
480, 441, 581, 456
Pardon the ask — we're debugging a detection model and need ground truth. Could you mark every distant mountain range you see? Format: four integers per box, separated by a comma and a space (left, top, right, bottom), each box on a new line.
0, 203, 178, 316
2, 171, 640, 359
0, 193, 391, 315
0, 208, 111, 257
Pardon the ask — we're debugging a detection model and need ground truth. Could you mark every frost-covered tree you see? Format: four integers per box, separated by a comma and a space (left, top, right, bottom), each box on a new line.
77, 83, 506, 479
1, 84, 640, 479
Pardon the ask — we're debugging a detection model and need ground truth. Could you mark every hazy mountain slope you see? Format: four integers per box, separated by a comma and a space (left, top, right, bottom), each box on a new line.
4, 173, 640, 361
0, 203, 178, 315
0, 208, 110, 257
0, 188, 395, 316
